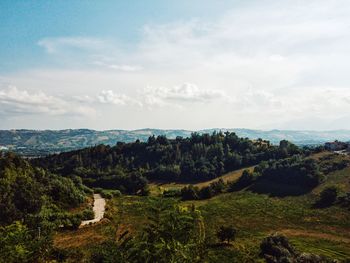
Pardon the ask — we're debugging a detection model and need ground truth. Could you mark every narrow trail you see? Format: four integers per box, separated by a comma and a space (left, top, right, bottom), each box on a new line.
80, 194, 106, 227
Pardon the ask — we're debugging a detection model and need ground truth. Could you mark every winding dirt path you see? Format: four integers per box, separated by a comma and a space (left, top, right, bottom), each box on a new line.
80, 194, 106, 227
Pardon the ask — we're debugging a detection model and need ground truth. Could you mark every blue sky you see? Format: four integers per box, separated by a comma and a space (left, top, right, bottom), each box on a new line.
1, 0, 350, 130
0, 0, 236, 71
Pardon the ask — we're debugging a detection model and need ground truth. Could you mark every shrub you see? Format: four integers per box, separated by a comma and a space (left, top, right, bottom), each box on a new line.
216, 225, 237, 244
110, 190, 122, 197
163, 189, 181, 198
94, 188, 103, 194
67, 214, 81, 230
181, 185, 199, 200
317, 186, 338, 207
80, 208, 94, 220
101, 191, 113, 199
198, 186, 214, 199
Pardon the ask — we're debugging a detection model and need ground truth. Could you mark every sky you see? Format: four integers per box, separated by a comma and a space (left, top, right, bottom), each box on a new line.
1, 0, 350, 130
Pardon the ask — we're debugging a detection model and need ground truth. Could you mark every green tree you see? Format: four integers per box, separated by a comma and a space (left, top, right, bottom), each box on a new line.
134, 199, 206, 263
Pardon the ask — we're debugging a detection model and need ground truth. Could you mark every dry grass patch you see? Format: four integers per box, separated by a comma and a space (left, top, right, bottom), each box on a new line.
54, 220, 109, 249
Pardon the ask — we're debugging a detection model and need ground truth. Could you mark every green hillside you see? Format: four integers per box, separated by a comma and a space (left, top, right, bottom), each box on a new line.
1, 128, 350, 156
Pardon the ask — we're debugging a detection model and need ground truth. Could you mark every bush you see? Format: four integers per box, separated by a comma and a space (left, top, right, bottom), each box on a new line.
181, 185, 199, 200
163, 189, 181, 198
59, 213, 82, 230
198, 186, 214, 199
80, 208, 94, 220
67, 214, 81, 230
317, 186, 338, 207
94, 188, 103, 194
110, 189, 122, 197
101, 191, 113, 199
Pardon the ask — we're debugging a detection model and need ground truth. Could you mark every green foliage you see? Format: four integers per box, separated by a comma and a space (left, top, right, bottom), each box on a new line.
0, 221, 52, 263
0, 153, 87, 262
49, 176, 85, 208
0, 153, 86, 225
249, 156, 323, 196
80, 208, 95, 220
90, 199, 207, 263
98, 188, 124, 199
181, 185, 200, 200
131, 199, 207, 263
90, 237, 133, 263
0, 221, 33, 262
85, 172, 149, 195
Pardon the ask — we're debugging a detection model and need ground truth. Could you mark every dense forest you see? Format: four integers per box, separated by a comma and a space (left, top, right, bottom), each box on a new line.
34, 132, 301, 193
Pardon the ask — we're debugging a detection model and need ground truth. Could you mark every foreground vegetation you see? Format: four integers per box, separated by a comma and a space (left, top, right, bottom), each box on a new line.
0, 152, 94, 262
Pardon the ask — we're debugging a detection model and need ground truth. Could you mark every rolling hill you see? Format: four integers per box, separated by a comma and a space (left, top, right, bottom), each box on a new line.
1, 128, 350, 156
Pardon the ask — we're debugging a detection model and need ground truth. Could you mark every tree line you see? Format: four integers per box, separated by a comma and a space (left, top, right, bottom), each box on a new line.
34, 132, 301, 193
171, 155, 324, 200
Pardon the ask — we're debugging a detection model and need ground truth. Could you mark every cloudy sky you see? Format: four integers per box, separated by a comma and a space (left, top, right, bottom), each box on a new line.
1, 0, 350, 130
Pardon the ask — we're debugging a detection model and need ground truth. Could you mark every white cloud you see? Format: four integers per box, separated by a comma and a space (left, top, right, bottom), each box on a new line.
38, 37, 107, 54
232, 89, 282, 111
97, 90, 142, 106
142, 83, 227, 106
0, 86, 95, 117
108, 65, 142, 72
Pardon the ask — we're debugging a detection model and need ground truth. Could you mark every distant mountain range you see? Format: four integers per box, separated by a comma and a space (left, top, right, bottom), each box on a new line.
1, 128, 350, 156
